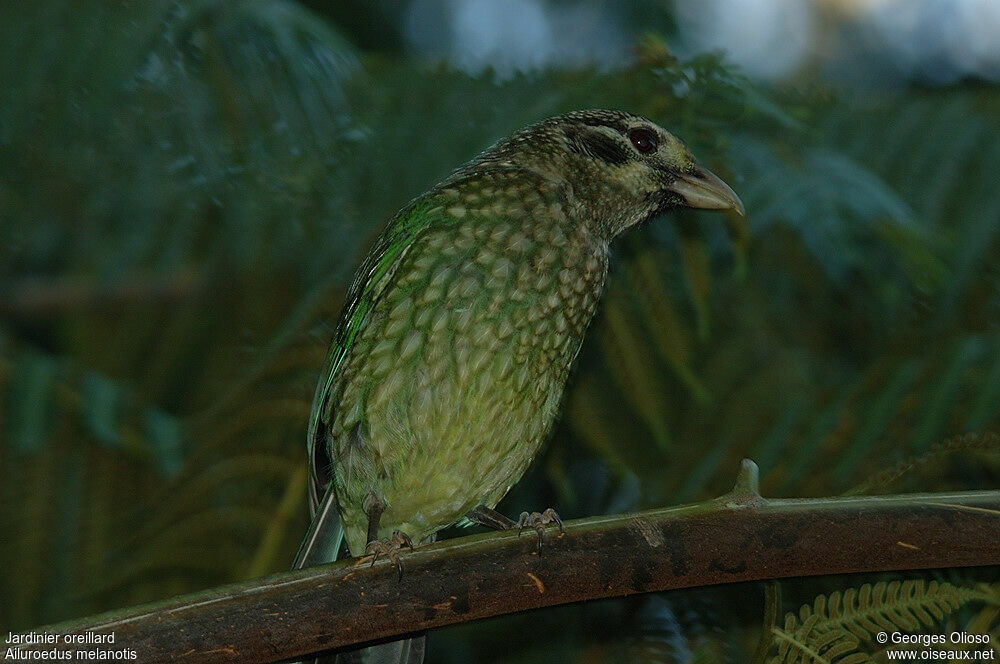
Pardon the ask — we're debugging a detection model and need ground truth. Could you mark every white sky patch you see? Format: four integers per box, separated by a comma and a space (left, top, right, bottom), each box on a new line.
673, 0, 817, 79
863, 0, 1000, 82
404, 0, 628, 77
403, 0, 998, 84
452, 0, 552, 73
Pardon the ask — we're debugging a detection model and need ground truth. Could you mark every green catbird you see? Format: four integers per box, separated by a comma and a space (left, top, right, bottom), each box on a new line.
293, 109, 743, 663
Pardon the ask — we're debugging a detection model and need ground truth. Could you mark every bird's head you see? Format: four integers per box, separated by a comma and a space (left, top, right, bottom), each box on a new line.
472, 109, 744, 240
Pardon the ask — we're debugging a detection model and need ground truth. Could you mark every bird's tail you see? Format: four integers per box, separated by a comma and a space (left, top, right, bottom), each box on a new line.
324, 639, 425, 664
293, 482, 345, 569
292, 486, 425, 664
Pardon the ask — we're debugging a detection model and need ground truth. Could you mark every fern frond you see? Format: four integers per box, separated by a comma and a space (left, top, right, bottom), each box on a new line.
767, 581, 999, 664
847, 431, 1000, 496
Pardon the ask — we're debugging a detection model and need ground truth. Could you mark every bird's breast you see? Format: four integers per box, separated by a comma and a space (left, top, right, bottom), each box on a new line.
328, 183, 609, 548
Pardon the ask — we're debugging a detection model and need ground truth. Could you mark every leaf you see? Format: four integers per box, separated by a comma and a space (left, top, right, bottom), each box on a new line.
143, 409, 185, 476
5, 349, 59, 453
766, 580, 1000, 664
81, 371, 125, 447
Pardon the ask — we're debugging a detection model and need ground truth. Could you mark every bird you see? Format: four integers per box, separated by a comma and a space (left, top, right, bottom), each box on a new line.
292, 109, 743, 664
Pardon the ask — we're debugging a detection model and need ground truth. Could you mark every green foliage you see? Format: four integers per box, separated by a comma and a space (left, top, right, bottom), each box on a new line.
2, 343, 184, 469
0, 0, 360, 283
1, 1, 998, 661
847, 432, 1000, 496
766, 580, 999, 664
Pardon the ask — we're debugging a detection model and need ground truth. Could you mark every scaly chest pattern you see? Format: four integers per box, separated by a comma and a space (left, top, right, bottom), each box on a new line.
325, 170, 608, 553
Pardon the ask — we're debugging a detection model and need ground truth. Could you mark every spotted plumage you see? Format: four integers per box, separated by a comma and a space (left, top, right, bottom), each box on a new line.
320, 169, 609, 553
294, 109, 742, 664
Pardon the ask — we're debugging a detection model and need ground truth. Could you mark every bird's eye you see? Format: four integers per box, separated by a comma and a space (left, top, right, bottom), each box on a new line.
627, 127, 658, 154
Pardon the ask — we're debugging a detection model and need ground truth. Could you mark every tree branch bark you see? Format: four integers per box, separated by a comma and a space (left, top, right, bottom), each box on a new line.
12, 461, 1000, 664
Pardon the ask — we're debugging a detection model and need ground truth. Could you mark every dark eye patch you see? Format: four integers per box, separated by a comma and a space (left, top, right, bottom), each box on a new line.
628, 127, 658, 154
566, 127, 631, 166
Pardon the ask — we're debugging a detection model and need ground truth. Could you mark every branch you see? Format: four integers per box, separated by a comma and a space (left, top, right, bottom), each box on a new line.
0, 270, 203, 317
13, 461, 1000, 664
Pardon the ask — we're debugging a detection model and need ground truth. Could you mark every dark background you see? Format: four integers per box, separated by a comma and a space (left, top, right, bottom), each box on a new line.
2, 1, 998, 660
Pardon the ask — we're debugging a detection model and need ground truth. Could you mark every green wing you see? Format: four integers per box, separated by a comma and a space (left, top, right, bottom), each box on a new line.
305, 198, 442, 511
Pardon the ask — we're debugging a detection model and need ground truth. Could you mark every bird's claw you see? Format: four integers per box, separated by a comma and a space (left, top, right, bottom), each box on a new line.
365, 530, 414, 580
516, 508, 565, 552
465, 504, 566, 552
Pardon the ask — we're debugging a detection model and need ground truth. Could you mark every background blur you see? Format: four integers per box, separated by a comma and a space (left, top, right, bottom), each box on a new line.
2, 0, 999, 661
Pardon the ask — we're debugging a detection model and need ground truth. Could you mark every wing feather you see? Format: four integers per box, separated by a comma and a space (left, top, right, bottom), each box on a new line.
305, 199, 442, 512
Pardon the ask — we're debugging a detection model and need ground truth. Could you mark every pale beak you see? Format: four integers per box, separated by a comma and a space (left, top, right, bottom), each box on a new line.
669, 166, 744, 216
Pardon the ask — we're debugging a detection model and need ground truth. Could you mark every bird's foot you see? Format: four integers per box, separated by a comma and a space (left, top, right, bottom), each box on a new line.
364, 530, 414, 580
466, 505, 564, 552
517, 508, 565, 551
